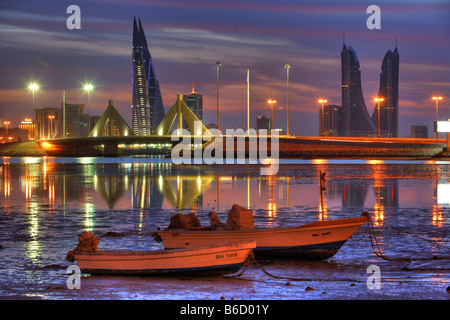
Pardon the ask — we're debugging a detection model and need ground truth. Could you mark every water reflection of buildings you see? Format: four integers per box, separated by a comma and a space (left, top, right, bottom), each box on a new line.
132, 175, 213, 211
0, 161, 447, 229
327, 179, 398, 210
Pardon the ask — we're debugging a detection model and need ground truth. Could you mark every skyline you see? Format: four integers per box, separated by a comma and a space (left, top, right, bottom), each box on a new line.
0, 0, 449, 137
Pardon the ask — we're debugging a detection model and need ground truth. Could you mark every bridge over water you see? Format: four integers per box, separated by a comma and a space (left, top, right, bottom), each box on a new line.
39, 135, 186, 157
35, 135, 446, 159
0, 94, 447, 158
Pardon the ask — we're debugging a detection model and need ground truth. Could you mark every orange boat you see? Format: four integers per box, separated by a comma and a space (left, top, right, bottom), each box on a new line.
73, 241, 256, 276
155, 205, 368, 260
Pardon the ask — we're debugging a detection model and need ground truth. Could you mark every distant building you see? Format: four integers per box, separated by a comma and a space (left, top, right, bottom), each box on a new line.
411, 125, 428, 138
18, 119, 35, 140
341, 41, 376, 137
0, 127, 28, 143
35, 107, 62, 139
74, 114, 101, 137
205, 123, 218, 130
131, 17, 165, 135
371, 43, 400, 137
182, 85, 203, 129
256, 115, 271, 130
319, 105, 344, 136
61, 103, 84, 138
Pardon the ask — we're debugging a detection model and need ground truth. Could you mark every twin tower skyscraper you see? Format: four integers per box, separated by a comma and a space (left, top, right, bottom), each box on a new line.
131, 17, 165, 136
340, 35, 399, 137
131, 18, 399, 138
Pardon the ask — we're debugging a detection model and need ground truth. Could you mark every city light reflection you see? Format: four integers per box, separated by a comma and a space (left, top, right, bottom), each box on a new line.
26, 200, 41, 262
84, 202, 95, 231
431, 204, 443, 227
3, 163, 10, 198
0, 162, 447, 239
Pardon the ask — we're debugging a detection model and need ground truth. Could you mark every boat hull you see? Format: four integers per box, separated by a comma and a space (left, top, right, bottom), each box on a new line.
74, 241, 255, 276
157, 216, 367, 260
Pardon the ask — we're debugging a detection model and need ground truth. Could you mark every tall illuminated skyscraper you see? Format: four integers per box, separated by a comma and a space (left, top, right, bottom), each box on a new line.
371, 43, 399, 137
131, 17, 165, 135
341, 41, 376, 137
182, 85, 203, 121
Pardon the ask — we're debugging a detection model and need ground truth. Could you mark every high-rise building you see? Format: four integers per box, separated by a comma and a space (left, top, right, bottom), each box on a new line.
35, 107, 62, 139
411, 125, 428, 138
131, 17, 165, 135
182, 84, 203, 123
74, 114, 100, 137
319, 104, 344, 136
341, 42, 376, 137
256, 115, 271, 130
371, 44, 399, 137
60, 103, 84, 138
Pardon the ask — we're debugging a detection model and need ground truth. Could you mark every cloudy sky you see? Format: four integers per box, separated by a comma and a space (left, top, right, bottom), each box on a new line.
0, 0, 449, 136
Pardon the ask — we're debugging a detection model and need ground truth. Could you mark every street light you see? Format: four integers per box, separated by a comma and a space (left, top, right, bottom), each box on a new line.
83, 83, 94, 134
28, 82, 39, 139
318, 99, 327, 136
215, 62, 221, 132
48, 115, 55, 139
267, 100, 277, 131
3, 121, 10, 142
374, 97, 384, 138
284, 64, 291, 136
433, 96, 443, 141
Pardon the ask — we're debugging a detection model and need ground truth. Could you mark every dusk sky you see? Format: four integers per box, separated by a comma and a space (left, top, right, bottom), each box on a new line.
0, 0, 449, 137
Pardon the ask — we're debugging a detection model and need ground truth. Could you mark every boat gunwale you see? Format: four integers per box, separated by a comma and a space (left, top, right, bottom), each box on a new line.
74, 241, 256, 259
157, 216, 367, 235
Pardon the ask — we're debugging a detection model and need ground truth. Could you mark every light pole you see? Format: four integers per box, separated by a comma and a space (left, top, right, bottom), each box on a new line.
433, 96, 443, 141
284, 64, 291, 136
374, 97, 384, 138
28, 82, 39, 139
267, 100, 277, 131
48, 115, 55, 139
215, 62, 221, 132
3, 121, 10, 142
318, 99, 327, 136
83, 83, 94, 134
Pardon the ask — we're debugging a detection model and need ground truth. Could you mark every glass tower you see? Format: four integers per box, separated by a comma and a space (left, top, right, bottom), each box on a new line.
341, 43, 376, 137
131, 17, 165, 135
371, 45, 399, 137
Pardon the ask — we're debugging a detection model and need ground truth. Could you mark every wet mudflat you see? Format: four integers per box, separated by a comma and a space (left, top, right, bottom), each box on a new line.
0, 159, 449, 300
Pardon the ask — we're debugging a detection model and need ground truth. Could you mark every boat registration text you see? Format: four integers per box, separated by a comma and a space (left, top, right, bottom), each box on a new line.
216, 252, 238, 259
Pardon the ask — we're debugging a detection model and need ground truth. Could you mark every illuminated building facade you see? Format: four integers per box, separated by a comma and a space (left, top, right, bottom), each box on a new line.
132, 17, 165, 135
319, 104, 344, 136
182, 85, 203, 129
371, 45, 399, 137
35, 107, 62, 139
19, 119, 35, 141
341, 43, 376, 137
